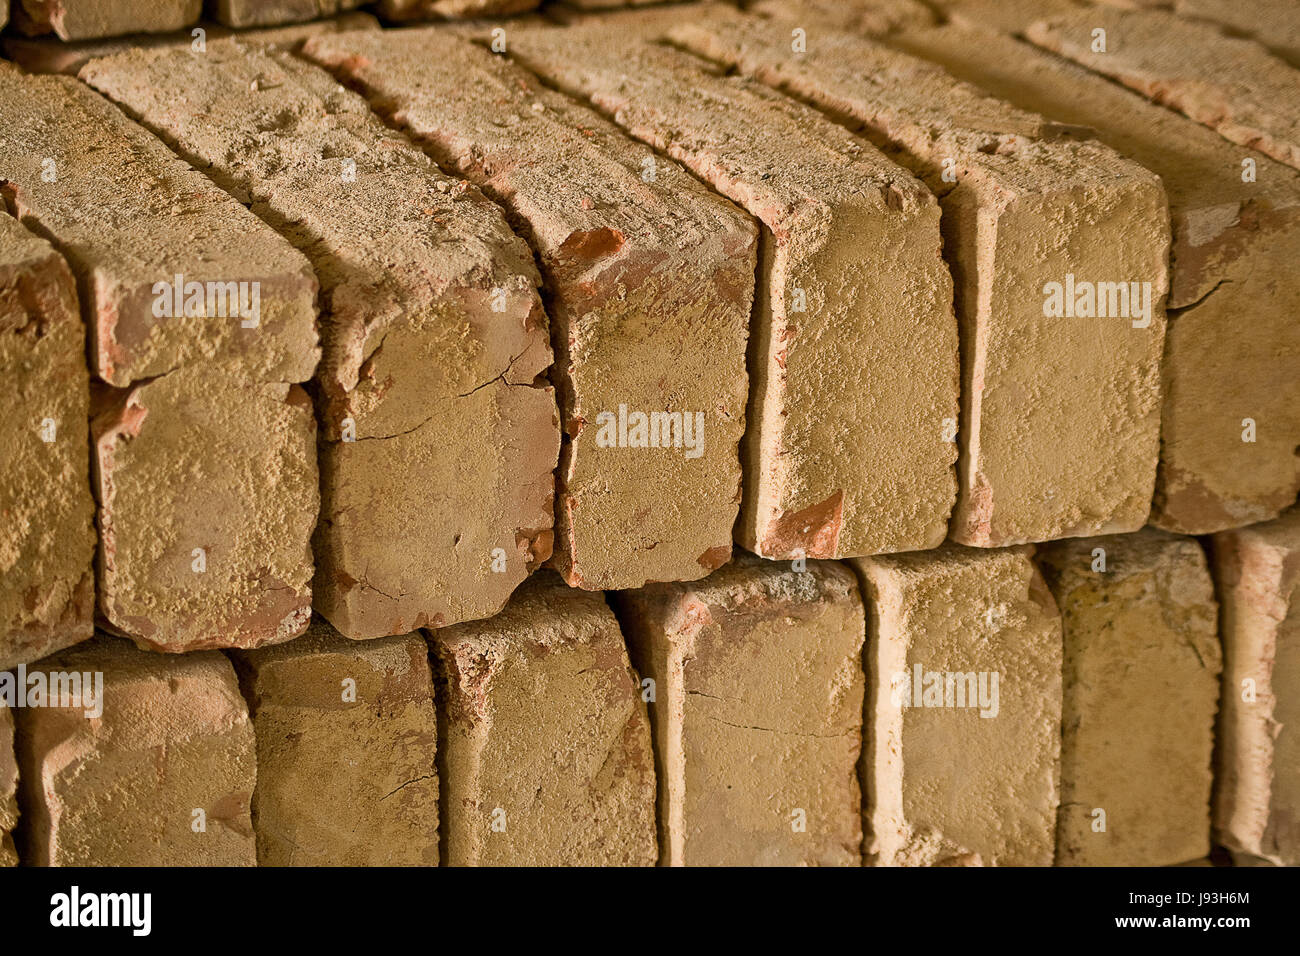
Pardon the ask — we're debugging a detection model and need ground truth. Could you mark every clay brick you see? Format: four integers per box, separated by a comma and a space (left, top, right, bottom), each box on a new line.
1095, 0, 1300, 69
0, 64, 320, 388
92, 368, 318, 653
1212, 506, 1300, 865
669, 9, 1169, 548
1027, 7, 1300, 171
749, 0, 935, 34
850, 546, 1062, 866
431, 573, 656, 865
233, 620, 439, 866
1037, 530, 1220, 866
15, 637, 256, 866
509, 24, 958, 560
934, 0, 1083, 35
884, 24, 1300, 534
0, 216, 95, 670
14, 0, 201, 39
82, 42, 561, 640
212, 0, 365, 28
2, 12, 380, 76
374, 0, 538, 20
0, 706, 16, 866
305, 30, 753, 591
614, 554, 865, 866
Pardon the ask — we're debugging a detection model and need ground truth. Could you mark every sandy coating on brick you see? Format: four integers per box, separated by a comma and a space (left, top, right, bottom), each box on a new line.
615, 553, 865, 866
1212, 507, 1300, 865
852, 545, 1062, 866
374, 0, 538, 19
3, 11, 380, 75
1038, 530, 1220, 866
510, 22, 957, 560
15, 0, 201, 40
430, 572, 657, 865
213, 0, 365, 28
82, 41, 561, 640
672, 9, 1168, 547
0, 216, 95, 670
234, 620, 438, 865
1028, 7, 1300, 171
0, 64, 320, 387
886, 24, 1300, 536
92, 365, 318, 653
306, 28, 754, 590
750, 0, 935, 33
1093, 0, 1300, 68
15, 636, 256, 866
0, 705, 16, 866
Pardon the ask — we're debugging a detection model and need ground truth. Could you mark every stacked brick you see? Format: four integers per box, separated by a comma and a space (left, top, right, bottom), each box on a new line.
0, 0, 1297, 869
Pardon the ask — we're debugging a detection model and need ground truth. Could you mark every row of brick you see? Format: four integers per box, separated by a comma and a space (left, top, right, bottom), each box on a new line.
3, 509, 1297, 866
4, 10, 1299, 662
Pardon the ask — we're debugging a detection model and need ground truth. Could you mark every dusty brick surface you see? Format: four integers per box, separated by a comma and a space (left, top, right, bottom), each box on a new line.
614, 554, 865, 866
233, 620, 438, 866
750, 0, 935, 33
306, 29, 754, 590
431, 573, 657, 865
1028, 7, 1300, 171
851, 546, 1063, 866
671, 9, 1168, 548
92, 368, 318, 653
0, 706, 16, 866
212, 0, 365, 28
374, 0, 538, 19
15, 0, 201, 39
15, 637, 256, 866
83, 42, 561, 640
1213, 507, 1300, 865
0, 216, 95, 670
0, 64, 320, 387
1094, 0, 1300, 69
3, 12, 379, 75
1038, 530, 1220, 866
887, 23, 1300, 536
510, 23, 958, 561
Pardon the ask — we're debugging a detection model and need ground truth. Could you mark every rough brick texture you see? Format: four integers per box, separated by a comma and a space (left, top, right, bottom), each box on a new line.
15, 637, 256, 866
1212, 507, 1300, 865
510, 23, 959, 561
306, 28, 754, 591
1038, 530, 1220, 866
431, 573, 657, 865
887, 22, 1300, 536
851, 546, 1063, 866
671, 9, 1169, 548
1028, 7, 1300, 171
212, 0, 365, 28
1094, 0, 1300, 69
0, 216, 95, 670
374, 0, 538, 20
750, 0, 935, 33
82, 42, 561, 641
614, 554, 865, 866
234, 621, 439, 866
0, 706, 16, 866
92, 369, 318, 653
15, 0, 201, 40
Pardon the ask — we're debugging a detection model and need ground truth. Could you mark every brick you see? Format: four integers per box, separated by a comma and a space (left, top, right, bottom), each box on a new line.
431, 573, 656, 865
15, 637, 256, 866
884, 24, 1300, 534
1095, 0, 1300, 69
934, 0, 1083, 35
850, 546, 1062, 866
212, 0, 365, 28
0, 64, 320, 388
749, 0, 935, 34
1037, 530, 1220, 866
233, 620, 439, 866
0, 216, 95, 670
14, 0, 201, 39
1212, 506, 1300, 865
614, 554, 865, 866
669, 9, 1169, 548
92, 367, 318, 653
374, 0, 539, 20
82, 42, 561, 640
1027, 7, 1300, 171
306, 30, 753, 591
1, 705, 16, 866
2, 12, 380, 75
510, 24, 958, 560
